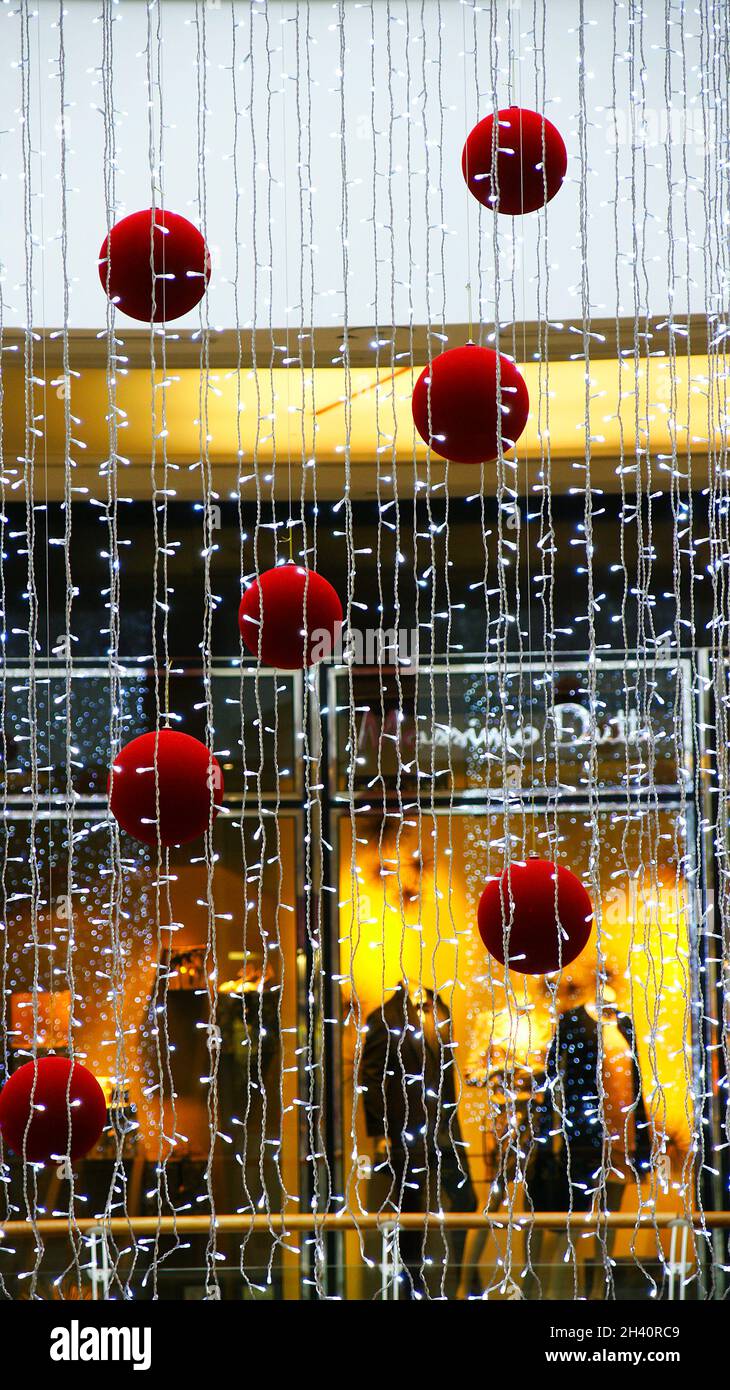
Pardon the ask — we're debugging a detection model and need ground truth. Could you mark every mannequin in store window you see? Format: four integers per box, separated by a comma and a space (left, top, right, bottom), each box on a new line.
455, 1000, 549, 1299
361, 979, 477, 1298
527, 979, 651, 1298
161, 946, 280, 1159
217, 951, 282, 1215
218, 951, 279, 1090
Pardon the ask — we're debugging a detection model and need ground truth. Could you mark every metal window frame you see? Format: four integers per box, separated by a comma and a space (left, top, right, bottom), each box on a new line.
0, 660, 304, 805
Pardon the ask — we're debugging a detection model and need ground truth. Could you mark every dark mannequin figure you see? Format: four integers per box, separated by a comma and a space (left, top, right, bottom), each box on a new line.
159, 947, 280, 1173
361, 981, 476, 1297
528, 997, 650, 1298
217, 954, 282, 1224
157, 946, 283, 1293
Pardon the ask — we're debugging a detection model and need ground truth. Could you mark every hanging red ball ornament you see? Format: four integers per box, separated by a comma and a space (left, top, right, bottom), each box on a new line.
98, 208, 211, 323
477, 858, 593, 975
238, 564, 343, 670
110, 730, 223, 847
462, 107, 567, 215
0, 1057, 107, 1164
411, 344, 529, 464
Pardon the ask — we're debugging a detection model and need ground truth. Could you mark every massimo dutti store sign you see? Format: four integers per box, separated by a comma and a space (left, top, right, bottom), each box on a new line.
331, 661, 691, 795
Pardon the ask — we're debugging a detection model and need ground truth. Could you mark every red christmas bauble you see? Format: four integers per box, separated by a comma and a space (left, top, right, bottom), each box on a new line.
477, 858, 593, 975
110, 729, 223, 847
462, 107, 567, 215
0, 1057, 107, 1164
98, 208, 211, 323
238, 564, 343, 670
412, 344, 529, 464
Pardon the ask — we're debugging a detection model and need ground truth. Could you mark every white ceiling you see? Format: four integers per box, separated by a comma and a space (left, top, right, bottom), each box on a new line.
0, 0, 715, 333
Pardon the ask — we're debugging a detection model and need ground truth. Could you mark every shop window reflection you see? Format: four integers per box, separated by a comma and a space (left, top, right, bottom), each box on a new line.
337, 808, 695, 1299
0, 665, 300, 803
0, 812, 301, 1298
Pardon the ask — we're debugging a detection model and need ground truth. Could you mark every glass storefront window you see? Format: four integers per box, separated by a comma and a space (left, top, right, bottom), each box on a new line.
1, 663, 301, 803
0, 654, 718, 1299
335, 804, 696, 1299
0, 809, 302, 1299
329, 660, 692, 798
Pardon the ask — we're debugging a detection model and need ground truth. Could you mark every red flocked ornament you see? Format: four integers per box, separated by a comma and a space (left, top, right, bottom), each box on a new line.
0, 1057, 107, 1164
110, 729, 223, 848
477, 857, 593, 975
412, 344, 529, 464
238, 564, 343, 670
98, 208, 211, 323
462, 107, 567, 215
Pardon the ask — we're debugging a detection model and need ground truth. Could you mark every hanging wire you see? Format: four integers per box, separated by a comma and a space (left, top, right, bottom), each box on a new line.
0, 0, 9, 1310
56, 0, 83, 1293
99, 0, 139, 1300
144, 0, 180, 1299
18, 0, 45, 1297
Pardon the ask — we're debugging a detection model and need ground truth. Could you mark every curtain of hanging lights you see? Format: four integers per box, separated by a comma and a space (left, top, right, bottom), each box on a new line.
0, 0, 727, 1301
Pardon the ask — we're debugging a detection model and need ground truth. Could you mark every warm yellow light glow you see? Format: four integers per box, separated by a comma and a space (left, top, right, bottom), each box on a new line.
338, 811, 694, 1243
3, 354, 724, 499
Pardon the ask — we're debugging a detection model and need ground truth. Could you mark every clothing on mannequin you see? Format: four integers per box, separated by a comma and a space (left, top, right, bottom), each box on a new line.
456, 1006, 546, 1298
361, 981, 476, 1296
528, 998, 650, 1298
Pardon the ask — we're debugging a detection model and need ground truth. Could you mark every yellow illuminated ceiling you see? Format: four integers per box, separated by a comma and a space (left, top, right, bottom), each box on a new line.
1, 334, 725, 500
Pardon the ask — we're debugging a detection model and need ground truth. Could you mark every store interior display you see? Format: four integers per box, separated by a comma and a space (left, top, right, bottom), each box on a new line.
0, 0, 728, 1307
528, 987, 651, 1299
362, 980, 477, 1298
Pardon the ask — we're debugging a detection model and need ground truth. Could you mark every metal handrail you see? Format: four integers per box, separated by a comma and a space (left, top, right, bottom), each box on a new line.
1, 1210, 727, 1237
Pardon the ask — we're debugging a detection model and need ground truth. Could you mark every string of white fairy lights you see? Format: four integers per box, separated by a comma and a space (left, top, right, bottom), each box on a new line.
658, 0, 702, 1280
425, 0, 464, 1300
144, 0, 179, 1295
612, 0, 648, 1289
530, 0, 560, 1293
17, 0, 45, 1296
714, 0, 730, 1269
0, 59, 8, 1303
230, 0, 258, 1296
691, 0, 717, 1281
0, 0, 728, 1301
294, 0, 334, 1292
336, 0, 372, 1278
192, 0, 225, 1298
99, 0, 134, 1297
258, 0, 293, 1287
55, 0, 84, 1294
702, 0, 730, 1283
241, 0, 269, 1289
670, 0, 709, 1255
356, 0, 412, 1292
403, 0, 428, 1290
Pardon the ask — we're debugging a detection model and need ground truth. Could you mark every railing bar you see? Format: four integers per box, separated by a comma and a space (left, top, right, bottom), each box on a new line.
0, 1211, 725, 1237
